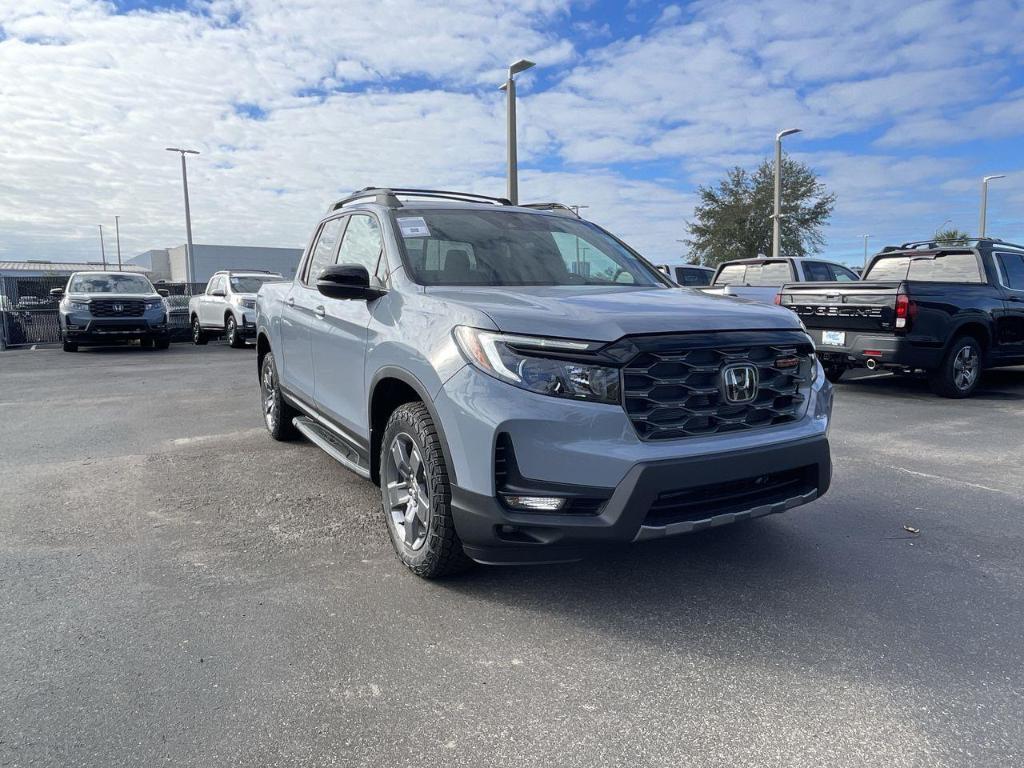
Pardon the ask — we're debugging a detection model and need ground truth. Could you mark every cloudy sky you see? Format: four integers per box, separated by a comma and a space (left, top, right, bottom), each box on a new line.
1, 0, 1023, 266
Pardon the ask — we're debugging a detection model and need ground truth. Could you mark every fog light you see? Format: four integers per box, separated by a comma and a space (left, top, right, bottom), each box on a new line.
502, 495, 566, 512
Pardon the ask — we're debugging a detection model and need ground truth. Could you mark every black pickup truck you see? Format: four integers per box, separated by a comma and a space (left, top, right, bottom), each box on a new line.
778, 238, 1024, 397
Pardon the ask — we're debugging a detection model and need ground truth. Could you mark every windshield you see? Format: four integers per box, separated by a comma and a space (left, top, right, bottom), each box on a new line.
68, 274, 154, 294
230, 275, 280, 293
865, 252, 983, 283
396, 209, 665, 287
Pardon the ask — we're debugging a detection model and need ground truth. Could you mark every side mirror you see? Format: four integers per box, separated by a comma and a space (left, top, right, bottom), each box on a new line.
49, 287, 65, 298
317, 264, 385, 301
211, 289, 226, 297
157, 289, 169, 297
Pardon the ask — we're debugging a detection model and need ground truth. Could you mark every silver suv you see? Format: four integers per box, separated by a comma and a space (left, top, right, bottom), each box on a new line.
255, 188, 834, 578
190, 270, 284, 348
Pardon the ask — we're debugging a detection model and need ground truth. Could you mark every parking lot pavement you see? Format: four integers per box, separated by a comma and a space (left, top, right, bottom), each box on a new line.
1, 345, 1023, 768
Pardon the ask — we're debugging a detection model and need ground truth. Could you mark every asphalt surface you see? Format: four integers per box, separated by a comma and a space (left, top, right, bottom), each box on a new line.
1, 343, 1023, 767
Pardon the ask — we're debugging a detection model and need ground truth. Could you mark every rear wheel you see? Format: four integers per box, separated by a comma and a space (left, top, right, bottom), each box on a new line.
259, 351, 299, 440
154, 338, 170, 350
929, 336, 982, 398
192, 316, 208, 345
226, 315, 245, 348
62, 340, 78, 353
380, 402, 471, 579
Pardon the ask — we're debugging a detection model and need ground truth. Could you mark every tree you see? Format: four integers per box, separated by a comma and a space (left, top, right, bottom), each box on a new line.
934, 227, 971, 245
686, 155, 836, 267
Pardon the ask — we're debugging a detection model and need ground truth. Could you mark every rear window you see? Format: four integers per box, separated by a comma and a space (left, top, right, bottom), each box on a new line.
674, 267, 712, 286
744, 261, 793, 286
713, 264, 746, 286
865, 252, 983, 283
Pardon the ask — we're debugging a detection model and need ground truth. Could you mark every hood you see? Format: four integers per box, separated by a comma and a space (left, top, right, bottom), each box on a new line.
67, 292, 158, 301
426, 285, 803, 341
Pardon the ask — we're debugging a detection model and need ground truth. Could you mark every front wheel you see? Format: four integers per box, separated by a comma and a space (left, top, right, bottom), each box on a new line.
226, 315, 245, 348
929, 336, 982, 398
62, 340, 78, 353
192, 317, 208, 345
154, 338, 170, 350
380, 403, 471, 579
259, 351, 298, 440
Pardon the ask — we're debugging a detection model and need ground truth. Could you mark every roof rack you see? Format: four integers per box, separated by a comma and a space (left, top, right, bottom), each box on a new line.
520, 202, 583, 218
329, 187, 512, 212
891, 237, 1024, 251
214, 268, 280, 275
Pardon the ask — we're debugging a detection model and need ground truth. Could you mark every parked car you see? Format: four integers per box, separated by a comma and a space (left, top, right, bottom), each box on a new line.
658, 264, 715, 287
51, 271, 171, 352
190, 270, 285, 348
255, 187, 834, 578
777, 237, 1024, 397
702, 257, 859, 304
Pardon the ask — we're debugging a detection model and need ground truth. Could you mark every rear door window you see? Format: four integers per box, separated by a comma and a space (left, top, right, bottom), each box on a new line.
802, 261, 832, 282
830, 264, 860, 281
675, 267, 711, 286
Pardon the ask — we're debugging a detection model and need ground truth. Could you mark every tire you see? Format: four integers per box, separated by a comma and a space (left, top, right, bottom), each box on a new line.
259, 351, 299, 440
226, 315, 245, 348
192, 316, 208, 345
380, 402, 471, 579
822, 363, 846, 383
139, 337, 154, 349
62, 340, 78, 352
154, 338, 170, 350
929, 335, 982, 398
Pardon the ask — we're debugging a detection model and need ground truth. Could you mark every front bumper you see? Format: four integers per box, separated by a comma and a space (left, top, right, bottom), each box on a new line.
453, 435, 831, 564
809, 329, 943, 370
62, 313, 169, 341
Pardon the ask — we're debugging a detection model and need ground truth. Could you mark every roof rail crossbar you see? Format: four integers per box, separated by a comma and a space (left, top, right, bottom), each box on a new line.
520, 202, 582, 218
896, 237, 1024, 250
330, 187, 512, 211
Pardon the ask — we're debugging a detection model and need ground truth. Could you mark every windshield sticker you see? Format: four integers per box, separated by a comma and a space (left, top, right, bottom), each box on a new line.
397, 217, 430, 238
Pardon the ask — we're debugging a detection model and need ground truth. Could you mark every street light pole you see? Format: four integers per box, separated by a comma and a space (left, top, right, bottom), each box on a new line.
862, 234, 871, 270
166, 147, 200, 291
978, 174, 1006, 237
500, 59, 535, 205
772, 128, 802, 259
114, 215, 122, 269
98, 225, 107, 268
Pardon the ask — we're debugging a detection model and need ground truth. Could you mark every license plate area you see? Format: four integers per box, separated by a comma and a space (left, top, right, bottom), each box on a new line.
821, 330, 846, 346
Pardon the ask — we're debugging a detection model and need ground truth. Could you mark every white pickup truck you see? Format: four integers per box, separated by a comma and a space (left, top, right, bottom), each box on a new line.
189, 270, 284, 347
701, 257, 859, 304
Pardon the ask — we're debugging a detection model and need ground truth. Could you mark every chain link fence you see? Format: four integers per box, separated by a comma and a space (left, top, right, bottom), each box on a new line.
0, 276, 206, 349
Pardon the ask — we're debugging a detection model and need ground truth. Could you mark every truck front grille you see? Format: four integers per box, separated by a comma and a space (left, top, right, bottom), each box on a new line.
89, 299, 146, 317
615, 331, 815, 441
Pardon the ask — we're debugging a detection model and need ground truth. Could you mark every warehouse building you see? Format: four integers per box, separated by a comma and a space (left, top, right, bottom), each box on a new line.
128, 244, 303, 283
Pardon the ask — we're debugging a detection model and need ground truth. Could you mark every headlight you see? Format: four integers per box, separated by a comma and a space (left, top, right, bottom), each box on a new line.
66, 300, 90, 311
453, 326, 620, 404
145, 299, 166, 311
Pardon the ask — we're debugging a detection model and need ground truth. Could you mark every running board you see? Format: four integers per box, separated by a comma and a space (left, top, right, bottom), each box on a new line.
292, 416, 371, 479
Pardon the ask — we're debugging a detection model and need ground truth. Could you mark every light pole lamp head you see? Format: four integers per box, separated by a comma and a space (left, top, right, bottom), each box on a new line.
165, 147, 200, 155
776, 128, 802, 141
983, 174, 1006, 184
508, 59, 535, 79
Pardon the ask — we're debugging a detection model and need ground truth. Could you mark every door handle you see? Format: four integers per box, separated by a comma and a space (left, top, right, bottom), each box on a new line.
287, 297, 295, 307
1009, 295, 1023, 303
314, 305, 326, 318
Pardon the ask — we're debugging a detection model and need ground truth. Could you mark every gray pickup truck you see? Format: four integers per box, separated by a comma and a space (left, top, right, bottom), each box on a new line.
255, 188, 834, 578
702, 257, 860, 304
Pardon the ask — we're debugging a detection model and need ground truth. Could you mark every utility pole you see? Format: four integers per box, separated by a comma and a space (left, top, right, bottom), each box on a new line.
499, 59, 535, 205
166, 147, 200, 291
979, 174, 1006, 237
99, 225, 107, 268
862, 234, 871, 270
772, 128, 801, 259
114, 215, 122, 269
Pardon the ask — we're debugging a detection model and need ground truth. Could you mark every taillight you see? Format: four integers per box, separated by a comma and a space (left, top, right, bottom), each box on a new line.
894, 293, 916, 330
774, 293, 782, 305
